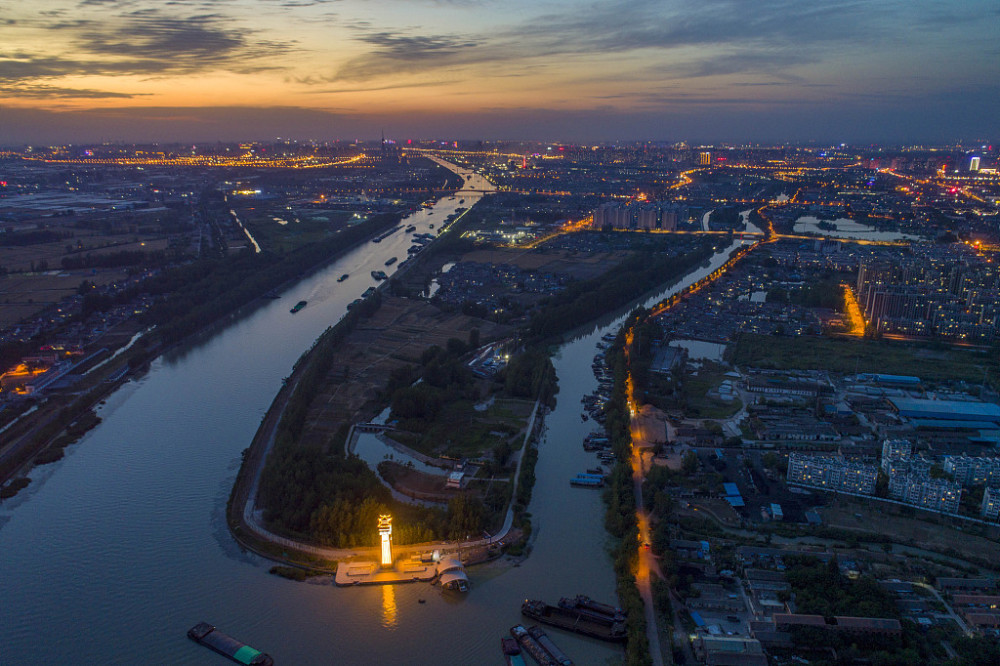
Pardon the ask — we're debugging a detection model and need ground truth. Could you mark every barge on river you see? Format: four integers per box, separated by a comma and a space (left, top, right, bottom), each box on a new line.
187, 622, 273, 666
527, 625, 573, 666
290, 300, 307, 313
510, 625, 554, 665
521, 599, 626, 642
559, 595, 626, 623
501, 636, 527, 666
570, 474, 603, 488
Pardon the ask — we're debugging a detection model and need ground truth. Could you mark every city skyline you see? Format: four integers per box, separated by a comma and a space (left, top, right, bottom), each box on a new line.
1, 0, 998, 144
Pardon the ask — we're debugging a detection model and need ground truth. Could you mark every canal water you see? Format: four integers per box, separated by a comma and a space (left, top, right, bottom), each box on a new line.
793, 215, 919, 241
0, 161, 747, 664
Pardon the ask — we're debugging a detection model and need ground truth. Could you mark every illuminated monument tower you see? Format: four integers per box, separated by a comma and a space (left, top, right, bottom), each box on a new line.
378, 514, 393, 568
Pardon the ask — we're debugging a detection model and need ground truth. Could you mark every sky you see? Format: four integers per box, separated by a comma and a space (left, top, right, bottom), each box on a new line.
0, 0, 997, 144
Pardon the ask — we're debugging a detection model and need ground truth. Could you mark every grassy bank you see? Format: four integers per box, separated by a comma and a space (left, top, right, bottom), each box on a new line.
730, 332, 998, 387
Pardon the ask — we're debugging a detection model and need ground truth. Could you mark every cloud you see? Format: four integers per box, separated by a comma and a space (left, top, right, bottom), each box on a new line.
518, 0, 883, 55
0, 8, 297, 86
326, 0, 884, 85
653, 50, 820, 81
77, 12, 293, 70
297, 79, 460, 93
0, 83, 141, 98
331, 31, 487, 81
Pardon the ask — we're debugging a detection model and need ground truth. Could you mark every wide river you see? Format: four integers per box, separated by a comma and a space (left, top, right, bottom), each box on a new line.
0, 164, 749, 665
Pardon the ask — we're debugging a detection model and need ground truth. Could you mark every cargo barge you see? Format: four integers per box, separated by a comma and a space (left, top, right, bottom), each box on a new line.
384, 257, 397, 266
371, 270, 388, 280
501, 636, 527, 666
290, 300, 307, 313
510, 624, 555, 665
570, 475, 603, 488
521, 599, 626, 642
527, 625, 574, 666
558, 595, 626, 624
187, 622, 274, 666
337, 274, 349, 282
372, 225, 404, 243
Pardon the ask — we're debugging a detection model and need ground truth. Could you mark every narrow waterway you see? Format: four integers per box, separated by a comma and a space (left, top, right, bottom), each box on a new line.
0, 158, 747, 663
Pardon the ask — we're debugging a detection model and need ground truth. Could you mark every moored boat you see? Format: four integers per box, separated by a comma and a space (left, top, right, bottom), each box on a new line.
510, 625, 555, 665
371, 270, 387, 280
501, 636, 527, 666
570, 475, 603, 488
558, 594, 626, 624
187, 622, 273, 666
527, 625, 573, 666
384, 257, 397, 266
521, 599, 626, 642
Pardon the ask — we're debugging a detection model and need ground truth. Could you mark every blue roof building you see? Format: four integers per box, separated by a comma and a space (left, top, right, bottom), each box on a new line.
889, 398, 1000, 425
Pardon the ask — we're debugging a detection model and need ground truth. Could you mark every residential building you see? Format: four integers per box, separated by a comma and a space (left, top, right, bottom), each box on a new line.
982, 487, 1000, 521
943, 455, 1000, 487
787, 454, 877, 495
888, 473, 962, 513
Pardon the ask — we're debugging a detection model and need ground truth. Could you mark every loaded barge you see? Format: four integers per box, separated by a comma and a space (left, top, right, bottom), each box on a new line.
521, 599, 626, 642
187, 622, 274, 666
372, 225, 404, 243
559, 595, 626, 623
501, 636, 527, 666
527, 626, 574, 666
510, 625, 555, 665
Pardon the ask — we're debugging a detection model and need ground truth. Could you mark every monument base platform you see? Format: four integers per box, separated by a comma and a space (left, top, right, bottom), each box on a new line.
334, 559, 437, 586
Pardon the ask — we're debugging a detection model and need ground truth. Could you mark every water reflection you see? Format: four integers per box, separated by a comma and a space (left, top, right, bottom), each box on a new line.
381, 584, 398, 629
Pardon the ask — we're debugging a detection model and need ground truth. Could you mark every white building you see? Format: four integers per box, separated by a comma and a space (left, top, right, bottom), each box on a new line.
982, 487, 1000, 521
880, 439, 913, 475
787, 454, 878, 495
888, 473, 962, 514
943, 455, 1000, 487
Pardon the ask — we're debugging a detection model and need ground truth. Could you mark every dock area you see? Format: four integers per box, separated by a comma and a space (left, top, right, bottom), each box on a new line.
334, 558, 438, 586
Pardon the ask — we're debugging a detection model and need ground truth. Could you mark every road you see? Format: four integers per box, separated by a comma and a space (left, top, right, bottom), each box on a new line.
624, 229, 764, 663
632, 447, 666, 666
913, 581, 973, 635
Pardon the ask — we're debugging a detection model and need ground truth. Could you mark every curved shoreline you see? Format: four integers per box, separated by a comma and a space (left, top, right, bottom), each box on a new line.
0, 215, 402, 491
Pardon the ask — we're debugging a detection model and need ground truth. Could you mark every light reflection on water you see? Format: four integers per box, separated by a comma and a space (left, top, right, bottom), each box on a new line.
381, 584, 398, 629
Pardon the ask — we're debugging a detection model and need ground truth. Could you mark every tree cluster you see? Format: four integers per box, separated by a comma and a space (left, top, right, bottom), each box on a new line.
526, 243, 714, 343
